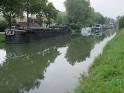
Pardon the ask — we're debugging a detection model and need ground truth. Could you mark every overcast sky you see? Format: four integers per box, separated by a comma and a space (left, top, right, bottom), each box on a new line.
48, 0, 124, 19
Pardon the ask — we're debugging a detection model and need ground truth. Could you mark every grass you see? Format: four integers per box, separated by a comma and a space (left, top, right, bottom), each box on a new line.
0, 34, 5, 47
75, 29, 124, 93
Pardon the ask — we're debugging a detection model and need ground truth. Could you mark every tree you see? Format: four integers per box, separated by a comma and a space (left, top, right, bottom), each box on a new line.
0, 0, 25, 28
29, 0, 47, 14
44, 3, 58, 26
55, 12, 68, 25
94, 12, 105, 24
27, 1, 58, 27
0, 0, 58, 28
118, 16, 124, 29
65, 0, 91, 26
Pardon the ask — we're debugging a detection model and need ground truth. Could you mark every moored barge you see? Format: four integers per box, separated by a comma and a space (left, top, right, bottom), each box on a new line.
5, 26, 70, 44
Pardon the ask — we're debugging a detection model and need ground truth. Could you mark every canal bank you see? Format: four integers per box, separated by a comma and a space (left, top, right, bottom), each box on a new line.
0, 34, 4, 42
75, 29, 124, 93
0, 34, 5, 47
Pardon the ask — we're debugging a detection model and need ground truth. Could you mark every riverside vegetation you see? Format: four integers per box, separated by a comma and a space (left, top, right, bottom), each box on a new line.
75, 29, 124, 93
0, 34, 5, 47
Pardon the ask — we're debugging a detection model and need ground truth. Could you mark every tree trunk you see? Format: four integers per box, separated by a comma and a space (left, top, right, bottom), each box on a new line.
27, 10, 29, 30
9, 13, 12, 30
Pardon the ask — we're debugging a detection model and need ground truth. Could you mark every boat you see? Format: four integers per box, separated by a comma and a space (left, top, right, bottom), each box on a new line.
81, 27, 92, 36
5, 26, 70, 44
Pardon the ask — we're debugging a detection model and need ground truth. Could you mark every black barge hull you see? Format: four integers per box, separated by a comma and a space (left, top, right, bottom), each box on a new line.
5, 27, 70, 44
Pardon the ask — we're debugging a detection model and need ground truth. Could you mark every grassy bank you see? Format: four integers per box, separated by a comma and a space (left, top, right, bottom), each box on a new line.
0, 34, 5, 42
76, 29, 124, 93
0, 34, 5, 47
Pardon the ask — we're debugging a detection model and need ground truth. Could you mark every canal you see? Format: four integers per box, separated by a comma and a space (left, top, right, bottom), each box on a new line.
0, 30, 115, 93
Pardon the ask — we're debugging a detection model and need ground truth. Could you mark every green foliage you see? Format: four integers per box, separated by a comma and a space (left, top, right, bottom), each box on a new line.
30, 0, 46, 14
104, 17, 114, 24
56, 12, 68, 25
65, 0, 106, 32
87, 8, 96, 25
0, 0, 58, 27
0, 20, 8, 31
95, 12, 105, 24
44, 3, 58, 25
75, 29, 124, 93
69, 23, 82, 32
0, 0, 25, 27
0, 34, 5, 43
118, 16, 124, 29
65, 0, 91, 25
66, 36, 94, 65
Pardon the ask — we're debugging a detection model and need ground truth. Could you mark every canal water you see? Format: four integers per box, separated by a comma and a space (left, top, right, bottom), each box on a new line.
0, 30, 115, 93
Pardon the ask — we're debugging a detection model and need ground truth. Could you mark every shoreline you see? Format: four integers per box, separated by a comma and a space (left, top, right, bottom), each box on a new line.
0, 34, 5, 47
75, 29, 122, 93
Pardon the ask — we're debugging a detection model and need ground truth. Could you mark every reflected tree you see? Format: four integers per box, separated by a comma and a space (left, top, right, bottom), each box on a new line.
0, 36, 70, 93
66, 33, 110, 65
0, 47, 58, 93
66, 36, 95, 65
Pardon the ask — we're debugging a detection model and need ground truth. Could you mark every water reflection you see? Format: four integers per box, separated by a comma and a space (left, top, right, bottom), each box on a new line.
66, 36, 94, 65
0, 31, 115, 93
0, 48, 58, 93
79, 33, 116, 74
65, 33, 110, 65
0, 49, 6, 65
0, 35, 70, 93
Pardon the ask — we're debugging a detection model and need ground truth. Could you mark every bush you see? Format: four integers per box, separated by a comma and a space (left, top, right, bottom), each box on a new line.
0, 34, 5, 43
56, 13, 68, 25
69, 23, 82, 33
0, 20, 8, 32
119, 16, 124, 29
